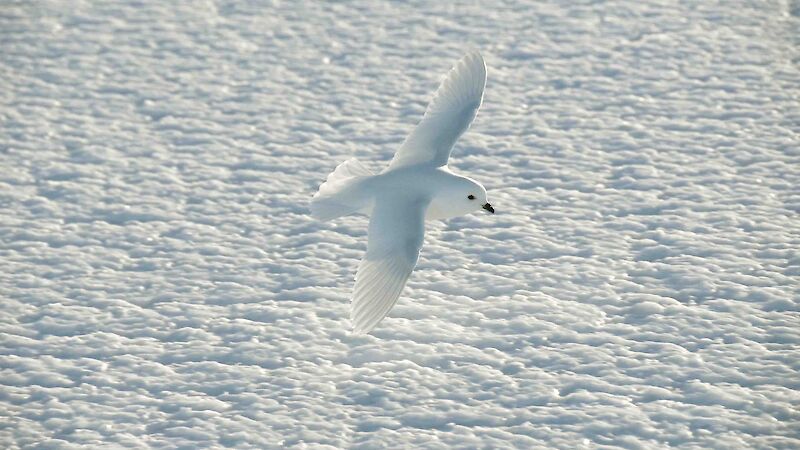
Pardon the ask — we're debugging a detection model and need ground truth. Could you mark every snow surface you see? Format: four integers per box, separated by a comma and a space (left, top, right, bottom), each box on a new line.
1, 1, 799, 449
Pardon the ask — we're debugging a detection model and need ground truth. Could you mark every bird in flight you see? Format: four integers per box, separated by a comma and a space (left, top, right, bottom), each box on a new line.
311, 51, 493, 334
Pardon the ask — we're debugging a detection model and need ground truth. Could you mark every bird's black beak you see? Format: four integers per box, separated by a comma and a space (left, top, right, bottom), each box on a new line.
482, 203, 495, 214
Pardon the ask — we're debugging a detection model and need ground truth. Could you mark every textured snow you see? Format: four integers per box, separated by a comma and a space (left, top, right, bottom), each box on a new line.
1, 1, 799, 449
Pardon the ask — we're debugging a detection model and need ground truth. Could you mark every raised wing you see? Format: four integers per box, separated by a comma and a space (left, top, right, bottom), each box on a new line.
386, 51, 486, 171
351, 195, 429, 334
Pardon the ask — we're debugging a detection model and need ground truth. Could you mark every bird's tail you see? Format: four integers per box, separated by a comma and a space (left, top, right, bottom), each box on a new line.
310, 158, 374, 221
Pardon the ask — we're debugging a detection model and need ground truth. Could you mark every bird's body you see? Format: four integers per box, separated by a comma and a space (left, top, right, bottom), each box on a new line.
351, 166, 487, 221
311, 51, 493, 334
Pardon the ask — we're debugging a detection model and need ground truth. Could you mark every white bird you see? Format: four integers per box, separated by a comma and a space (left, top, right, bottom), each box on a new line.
311, 51, 494, 334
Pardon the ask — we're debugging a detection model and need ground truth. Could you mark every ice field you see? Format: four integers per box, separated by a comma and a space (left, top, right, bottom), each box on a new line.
1, 1, 799, 448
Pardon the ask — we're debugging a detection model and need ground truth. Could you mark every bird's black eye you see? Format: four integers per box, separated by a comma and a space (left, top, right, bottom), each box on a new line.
468, 194, 475, 200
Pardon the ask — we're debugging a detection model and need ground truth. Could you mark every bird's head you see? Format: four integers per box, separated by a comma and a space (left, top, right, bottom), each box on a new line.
427, 175, 494, 220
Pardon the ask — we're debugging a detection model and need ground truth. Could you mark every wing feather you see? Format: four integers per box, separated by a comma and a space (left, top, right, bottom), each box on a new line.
350, 195, 428, 334
386, 51, 486, 171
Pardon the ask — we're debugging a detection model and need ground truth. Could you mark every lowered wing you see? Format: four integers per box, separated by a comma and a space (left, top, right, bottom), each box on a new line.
350, 195, 429, 334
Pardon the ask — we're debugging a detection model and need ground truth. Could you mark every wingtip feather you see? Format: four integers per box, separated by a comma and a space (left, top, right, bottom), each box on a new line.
427, 50, 486, 115
350, 256, 413, 335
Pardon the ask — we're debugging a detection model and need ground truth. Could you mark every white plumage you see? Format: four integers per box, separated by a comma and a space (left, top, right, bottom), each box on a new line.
388, 51, 487, 170
311, 51, 493, 334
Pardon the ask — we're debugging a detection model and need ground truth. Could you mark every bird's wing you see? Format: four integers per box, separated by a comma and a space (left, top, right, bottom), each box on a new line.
351, 194, 429, 334
386, 51, 486, 171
